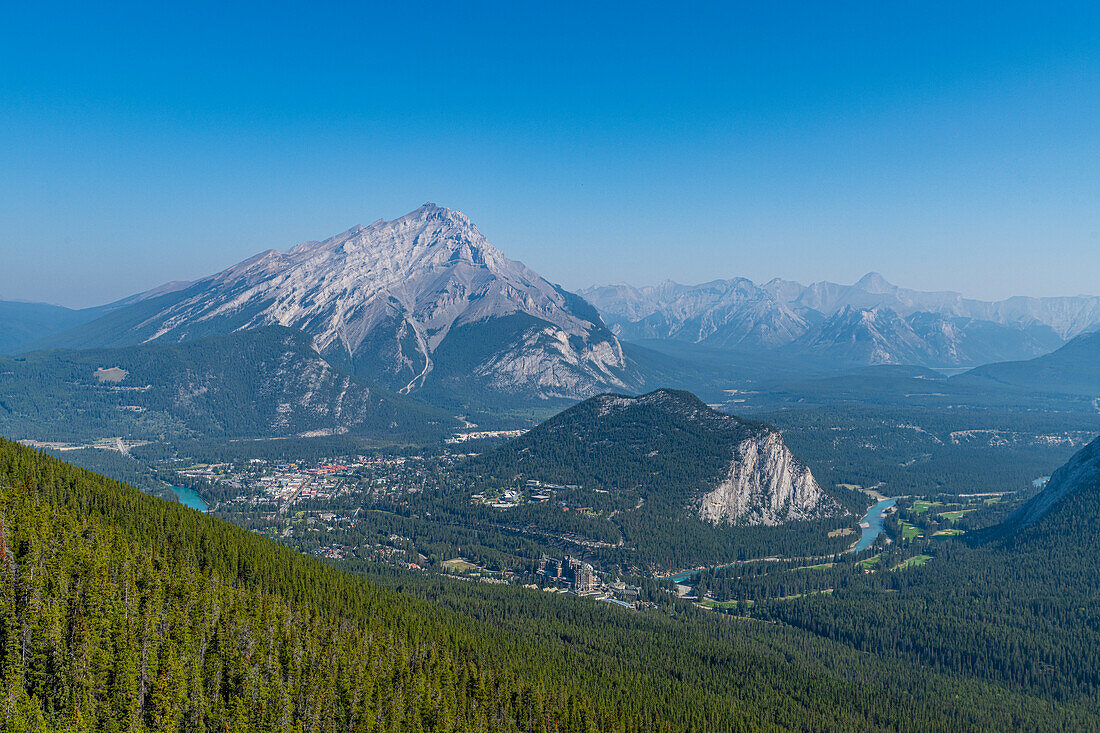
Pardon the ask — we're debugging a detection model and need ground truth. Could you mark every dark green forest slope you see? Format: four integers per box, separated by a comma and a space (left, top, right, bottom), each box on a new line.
760, 436, 1100, 703
2, 439, 1098, 730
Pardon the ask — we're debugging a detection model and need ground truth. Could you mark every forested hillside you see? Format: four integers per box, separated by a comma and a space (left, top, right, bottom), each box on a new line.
0, 327, 452, 443
464, 389, 853, 570
2, 439, 1097, 730
759, 436, 1100, 702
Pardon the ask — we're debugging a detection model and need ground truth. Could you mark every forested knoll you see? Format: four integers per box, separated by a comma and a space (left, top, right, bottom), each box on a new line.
463, 389, 860, 569
3, 439, 1100, 730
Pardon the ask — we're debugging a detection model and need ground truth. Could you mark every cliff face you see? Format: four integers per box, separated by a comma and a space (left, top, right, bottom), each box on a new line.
697, 431, 833, 525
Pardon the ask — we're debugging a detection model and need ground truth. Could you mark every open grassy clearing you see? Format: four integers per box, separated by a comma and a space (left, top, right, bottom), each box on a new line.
858, 553, 882, 569
938, 508, 976, 522
900, 521, 922, 540
910, 500, 942, 514
892, 554, 933, 570
777, 589, 834, 602
698, 598, 754, 610
796, 562, 836, 571
442, 558, 477, 572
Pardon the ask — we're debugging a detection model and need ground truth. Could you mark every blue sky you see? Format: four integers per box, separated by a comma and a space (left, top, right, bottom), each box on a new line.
1, 1, 1097, 307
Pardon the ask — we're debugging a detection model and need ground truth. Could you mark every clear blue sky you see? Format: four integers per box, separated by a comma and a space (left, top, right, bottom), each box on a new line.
2, 1, 1097, 307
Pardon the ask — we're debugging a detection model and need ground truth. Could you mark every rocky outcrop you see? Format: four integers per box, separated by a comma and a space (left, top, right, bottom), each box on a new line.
697, 431, 834, 525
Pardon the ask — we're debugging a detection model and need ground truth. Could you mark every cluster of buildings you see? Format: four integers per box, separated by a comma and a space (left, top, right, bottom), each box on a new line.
472, 479, 585, 509
173, 454, 436, 512
536, 554, 642, 606
444, 428, 528, 444
538, 555, 599, 593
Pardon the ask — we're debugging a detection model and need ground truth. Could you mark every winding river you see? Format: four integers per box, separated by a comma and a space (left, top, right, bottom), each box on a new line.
670, 497, 896, 583
852, 497, 897, 553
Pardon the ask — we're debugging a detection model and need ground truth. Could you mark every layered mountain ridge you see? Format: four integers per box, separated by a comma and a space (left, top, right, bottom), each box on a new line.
0, 326, 452, 442
582, 273, 1095, 367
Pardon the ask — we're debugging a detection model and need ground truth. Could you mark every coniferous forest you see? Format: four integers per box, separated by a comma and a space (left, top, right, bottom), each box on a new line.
2, 438, 1100, 731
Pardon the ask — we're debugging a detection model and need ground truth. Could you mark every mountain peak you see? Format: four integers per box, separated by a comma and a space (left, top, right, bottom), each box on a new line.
404, 202, 471, 225
54, 204, 634, 401
854, 272, 895, 293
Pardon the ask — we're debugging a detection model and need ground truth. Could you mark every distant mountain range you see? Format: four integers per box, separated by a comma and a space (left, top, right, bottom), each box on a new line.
4, 206, 1097, 425
581, 273, 1099, 368
23, 204, 642, 404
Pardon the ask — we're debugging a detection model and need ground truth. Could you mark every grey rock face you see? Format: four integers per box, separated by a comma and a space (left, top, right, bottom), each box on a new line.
697, 431, 833, 525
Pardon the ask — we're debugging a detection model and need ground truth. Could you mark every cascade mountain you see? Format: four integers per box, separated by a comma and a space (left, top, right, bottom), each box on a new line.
31, 204, 641, 403
0, 326, 452, 443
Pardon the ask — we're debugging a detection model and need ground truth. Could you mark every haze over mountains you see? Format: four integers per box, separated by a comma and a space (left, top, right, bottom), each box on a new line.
582, 273, 1099, 368
3, 203, 1097, 438
6, 205, 1098, 395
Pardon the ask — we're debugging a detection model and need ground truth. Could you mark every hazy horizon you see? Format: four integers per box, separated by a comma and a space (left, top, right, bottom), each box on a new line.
4, 200, 1099, 310
3, 3, 1098, 307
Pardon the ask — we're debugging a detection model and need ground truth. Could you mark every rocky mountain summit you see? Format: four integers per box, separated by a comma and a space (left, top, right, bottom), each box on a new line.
33, 204, 640, 402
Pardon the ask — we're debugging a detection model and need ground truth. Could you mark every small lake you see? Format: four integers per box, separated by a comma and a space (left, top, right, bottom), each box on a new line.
171, 485, 209, 512
853, 498, 897, 553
